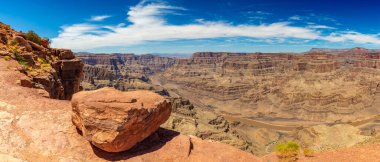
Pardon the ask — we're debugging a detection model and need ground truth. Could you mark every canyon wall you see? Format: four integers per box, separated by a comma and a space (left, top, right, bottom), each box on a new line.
162, 49, 380, 122
76, 53, 175, 91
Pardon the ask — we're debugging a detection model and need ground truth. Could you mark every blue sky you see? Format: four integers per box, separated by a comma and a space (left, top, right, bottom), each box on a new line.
0, 0, 379, 54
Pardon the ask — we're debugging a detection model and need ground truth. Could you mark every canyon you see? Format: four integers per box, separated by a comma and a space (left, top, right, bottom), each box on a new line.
78, 47, 380, 156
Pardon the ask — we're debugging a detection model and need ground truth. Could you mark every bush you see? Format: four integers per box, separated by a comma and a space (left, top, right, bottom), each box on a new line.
10, 39, 18, 46
41, 63, 52, 72
303, 148, 314, 157
37, 57, 48, 64
275, 141, 300, 162
3, 56, 11, 61
8, 44, 21, 55
25, 30, 42, 45
27, 70, 37, 77
14, 53, 27, 66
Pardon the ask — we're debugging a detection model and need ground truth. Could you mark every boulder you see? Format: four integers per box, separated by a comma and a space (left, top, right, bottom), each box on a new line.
0, 50, 10, 56
20, 78, 34, 88
28, 41, 44, 51
14, 36, 32, 51
0, 30, 7, 44
57, 49, 75, 59
19, 53, 35, 65
71, 88, 172, 152
15, 32, 26, 38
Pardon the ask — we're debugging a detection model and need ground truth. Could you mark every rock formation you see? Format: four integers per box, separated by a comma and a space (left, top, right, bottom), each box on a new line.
72, 88, 171, 152
161, 50, 380, 122
0, 22, 83, 100
76, 53, 175, 91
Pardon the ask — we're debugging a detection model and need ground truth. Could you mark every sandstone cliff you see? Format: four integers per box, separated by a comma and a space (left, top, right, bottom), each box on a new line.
0, 22, 83, 100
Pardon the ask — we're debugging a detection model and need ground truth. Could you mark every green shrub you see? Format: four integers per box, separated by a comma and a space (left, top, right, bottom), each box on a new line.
27, 70, 37, 77
275, 141, 300, 162
303, 148, 314, 157
40, 63, 52, 72
14, 54, 27, 66
10, 39, 18, 46
3, 56, 11, 61
25, 30, 42, 45
37, 57, 48, 64
8, 45, 21, 55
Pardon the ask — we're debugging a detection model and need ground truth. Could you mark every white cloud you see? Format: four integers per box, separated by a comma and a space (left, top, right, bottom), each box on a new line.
89, 15, 111, 21
51, 1, 380, 50
255, 11, 272, 15
323, 32, 380, 44
289, 15, 302, 21
245, 11, 272, 21
308, 25, 336, 29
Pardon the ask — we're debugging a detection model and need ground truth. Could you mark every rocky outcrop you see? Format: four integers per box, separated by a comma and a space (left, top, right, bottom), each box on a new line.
51, 55, 83, 99
0, 22, 83, 100
72, 88, 171, 152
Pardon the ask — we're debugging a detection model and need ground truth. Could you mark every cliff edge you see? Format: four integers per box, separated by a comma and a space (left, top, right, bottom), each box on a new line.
0, 22, 83, 100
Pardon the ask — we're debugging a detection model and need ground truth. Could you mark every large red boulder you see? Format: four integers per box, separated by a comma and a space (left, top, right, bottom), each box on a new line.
71, 88, 172, 152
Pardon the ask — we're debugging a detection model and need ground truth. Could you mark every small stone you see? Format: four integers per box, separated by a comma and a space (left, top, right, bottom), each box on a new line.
20, 78, 33, 88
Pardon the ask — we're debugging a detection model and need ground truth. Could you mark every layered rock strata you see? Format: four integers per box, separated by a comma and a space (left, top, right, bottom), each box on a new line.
76, 53, 175, 91
162, 50, 380, 122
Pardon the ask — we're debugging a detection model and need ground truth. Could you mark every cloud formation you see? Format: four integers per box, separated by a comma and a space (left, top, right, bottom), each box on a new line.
289, 15, 302, 21
89, 15, 111, 21
323, 32, 380, 44
51, 1, 380, 50
307, 25, 336, 29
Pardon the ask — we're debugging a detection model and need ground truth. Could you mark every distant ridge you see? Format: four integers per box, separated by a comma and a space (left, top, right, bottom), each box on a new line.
75, 52, 192, 59
308, 47, 380, 54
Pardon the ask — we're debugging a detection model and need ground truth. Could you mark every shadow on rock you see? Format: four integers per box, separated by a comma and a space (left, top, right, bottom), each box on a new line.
91, 128, 180, 161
